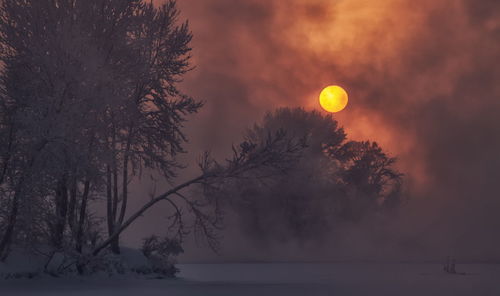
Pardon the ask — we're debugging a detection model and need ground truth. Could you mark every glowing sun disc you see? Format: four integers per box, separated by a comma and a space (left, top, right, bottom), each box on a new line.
319, 85, 348, 113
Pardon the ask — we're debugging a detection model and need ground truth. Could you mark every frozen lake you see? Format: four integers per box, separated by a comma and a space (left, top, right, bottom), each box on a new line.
1, 263, 500, 295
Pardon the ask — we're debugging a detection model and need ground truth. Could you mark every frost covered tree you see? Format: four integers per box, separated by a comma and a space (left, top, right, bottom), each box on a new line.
0, 0, 304, 274
0, 0, 188, 259
224, 108, 403, 243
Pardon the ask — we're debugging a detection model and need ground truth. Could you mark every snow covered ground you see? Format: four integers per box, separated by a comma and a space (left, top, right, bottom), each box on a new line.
0, 263, 499, 295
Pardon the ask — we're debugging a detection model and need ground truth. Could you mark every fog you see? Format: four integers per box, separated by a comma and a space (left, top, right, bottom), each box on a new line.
122, 0, 500, 262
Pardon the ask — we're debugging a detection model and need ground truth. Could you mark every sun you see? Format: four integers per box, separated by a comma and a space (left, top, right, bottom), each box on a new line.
319, 85, 348, 113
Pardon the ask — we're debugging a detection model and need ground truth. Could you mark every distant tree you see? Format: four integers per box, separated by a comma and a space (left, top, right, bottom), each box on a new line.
334, 141, 403, 221
225, 108, 403, 243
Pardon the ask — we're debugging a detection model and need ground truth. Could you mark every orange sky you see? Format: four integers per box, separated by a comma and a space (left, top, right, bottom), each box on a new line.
176, 0, 445, 188
142, 0, 500, 260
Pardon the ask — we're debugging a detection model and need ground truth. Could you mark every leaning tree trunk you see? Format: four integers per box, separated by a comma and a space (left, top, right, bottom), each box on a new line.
92, 174, 206, 256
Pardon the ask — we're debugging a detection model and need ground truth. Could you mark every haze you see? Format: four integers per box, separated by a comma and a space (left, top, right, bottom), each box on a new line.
152, 0, 500, 262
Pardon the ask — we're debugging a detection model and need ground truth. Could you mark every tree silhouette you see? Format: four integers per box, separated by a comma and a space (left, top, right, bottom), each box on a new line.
225, 108, 403, 243
0, 0, 305, 274
0, 0, 201, 259
334, 141, 403, 221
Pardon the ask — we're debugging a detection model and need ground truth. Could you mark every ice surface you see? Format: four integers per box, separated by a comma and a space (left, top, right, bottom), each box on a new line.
0, 263, 499, 296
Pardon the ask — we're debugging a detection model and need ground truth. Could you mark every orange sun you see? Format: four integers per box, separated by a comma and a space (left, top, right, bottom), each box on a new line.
319, 85, 348, 113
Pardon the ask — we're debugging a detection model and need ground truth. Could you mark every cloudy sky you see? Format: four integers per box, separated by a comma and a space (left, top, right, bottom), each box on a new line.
132, 0, 500, 261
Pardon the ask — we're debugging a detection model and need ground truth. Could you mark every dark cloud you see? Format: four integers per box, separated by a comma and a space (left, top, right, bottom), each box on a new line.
145, 0, 500, 261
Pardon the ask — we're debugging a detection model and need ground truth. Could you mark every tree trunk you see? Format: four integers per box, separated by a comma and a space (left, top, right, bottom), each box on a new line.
0, 124, 14, 185
75, 179, 90, 254
106, 164, 120, 254
110, 236, 120, 254
53, 176, 68, 249
0, 126, 15, 260
0, 189, 19, 261
67, 176, 77, 237
110, 158, 119, 254
112, 161, 118, 220
118, 131, 132, 227
110, 127, 133, 255
92, 174, 205, 256
0, 139, 47, 260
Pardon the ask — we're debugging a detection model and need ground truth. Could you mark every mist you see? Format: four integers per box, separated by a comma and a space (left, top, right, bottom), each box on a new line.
147, 0, 500, 262
0, 0, 499, 294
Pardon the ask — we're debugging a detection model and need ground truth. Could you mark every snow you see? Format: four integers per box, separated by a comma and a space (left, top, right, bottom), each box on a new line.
0, 249, 46, 275
116, 247, 151, 270
0, 247, 152, 277
0, 263, 499, 295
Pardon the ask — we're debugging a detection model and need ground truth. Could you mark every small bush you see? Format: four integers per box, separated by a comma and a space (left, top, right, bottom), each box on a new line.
141, 235, 184, 277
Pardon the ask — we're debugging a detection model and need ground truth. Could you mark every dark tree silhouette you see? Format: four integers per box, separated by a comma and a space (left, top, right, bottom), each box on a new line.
0, 0, 200, 259
0, 0, 305, 274
334, 141, 403, 221
224, 108, 403, 243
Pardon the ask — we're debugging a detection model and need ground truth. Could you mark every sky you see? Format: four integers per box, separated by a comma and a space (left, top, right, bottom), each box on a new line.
131, 0, 500, 262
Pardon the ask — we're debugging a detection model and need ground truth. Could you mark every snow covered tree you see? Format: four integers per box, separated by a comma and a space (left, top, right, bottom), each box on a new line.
0, 0, 200, 259
0, 0, 305, 274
